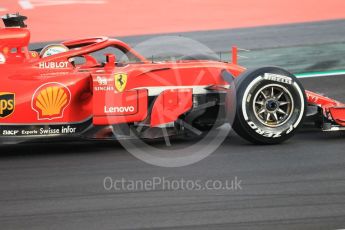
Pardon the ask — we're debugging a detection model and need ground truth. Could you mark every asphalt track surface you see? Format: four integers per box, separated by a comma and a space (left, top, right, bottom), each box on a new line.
1, 75, 345, 230
2, 23, 345, 230
29, 19, 345, 73
30, 19, 345, 51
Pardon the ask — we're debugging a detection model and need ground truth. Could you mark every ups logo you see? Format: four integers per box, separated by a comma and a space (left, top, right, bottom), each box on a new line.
0, 93, 15, 118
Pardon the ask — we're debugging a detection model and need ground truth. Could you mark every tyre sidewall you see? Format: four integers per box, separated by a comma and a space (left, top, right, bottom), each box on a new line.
233, 67, 306, 144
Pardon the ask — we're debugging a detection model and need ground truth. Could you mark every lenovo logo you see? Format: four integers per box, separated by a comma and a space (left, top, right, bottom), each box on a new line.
104, 106, 135, 114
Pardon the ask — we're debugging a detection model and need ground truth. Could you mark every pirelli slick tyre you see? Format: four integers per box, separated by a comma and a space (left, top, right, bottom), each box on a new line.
232, 67, 307, 144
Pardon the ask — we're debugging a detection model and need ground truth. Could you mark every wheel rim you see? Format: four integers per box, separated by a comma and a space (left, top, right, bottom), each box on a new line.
252, 84, 294, 128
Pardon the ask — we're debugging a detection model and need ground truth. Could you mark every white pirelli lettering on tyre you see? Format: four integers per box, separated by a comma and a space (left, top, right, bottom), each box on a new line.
247, 121, 282, 138
264, 73, 292, 85
242, 76, 263, 121
293, 82, 305, 128
286, 125, 294, 134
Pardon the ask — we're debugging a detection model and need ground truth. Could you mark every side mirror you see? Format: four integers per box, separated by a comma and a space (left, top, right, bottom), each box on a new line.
105, 53, 116, 68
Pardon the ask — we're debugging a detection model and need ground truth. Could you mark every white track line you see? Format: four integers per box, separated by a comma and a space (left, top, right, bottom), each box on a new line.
296, 71, 345, 79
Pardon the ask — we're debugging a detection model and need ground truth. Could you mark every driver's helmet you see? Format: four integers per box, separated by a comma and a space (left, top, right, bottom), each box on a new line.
0, 52, 6, 64
40, 44, 69, 58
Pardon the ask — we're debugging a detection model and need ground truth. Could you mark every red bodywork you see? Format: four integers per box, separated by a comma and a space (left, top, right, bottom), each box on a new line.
0, 26, 243, 134
0, 22, 344, 140
306, 90, 345, 127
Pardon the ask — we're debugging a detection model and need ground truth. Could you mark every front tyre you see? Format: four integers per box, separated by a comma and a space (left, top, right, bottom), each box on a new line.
231, 67, 307, 144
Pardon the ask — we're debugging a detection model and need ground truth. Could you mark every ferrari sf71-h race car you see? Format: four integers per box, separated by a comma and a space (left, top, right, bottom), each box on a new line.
0, 13, 344, 145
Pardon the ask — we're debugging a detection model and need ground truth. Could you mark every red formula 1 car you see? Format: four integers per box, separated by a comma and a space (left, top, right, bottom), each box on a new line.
0, 13, 344, 144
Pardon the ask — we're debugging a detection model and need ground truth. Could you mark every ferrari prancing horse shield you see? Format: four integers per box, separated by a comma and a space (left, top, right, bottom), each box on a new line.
114, 73, 128, 92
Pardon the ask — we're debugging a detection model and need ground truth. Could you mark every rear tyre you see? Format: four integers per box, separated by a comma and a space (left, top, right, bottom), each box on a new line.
230, 67, 307, 144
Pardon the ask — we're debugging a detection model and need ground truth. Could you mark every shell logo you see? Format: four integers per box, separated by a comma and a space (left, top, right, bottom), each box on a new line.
32, 82, 71, 120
